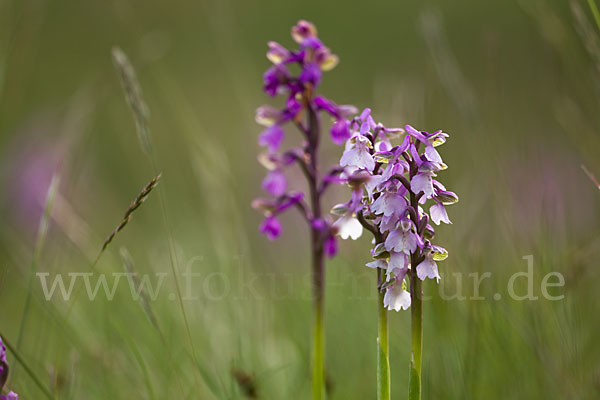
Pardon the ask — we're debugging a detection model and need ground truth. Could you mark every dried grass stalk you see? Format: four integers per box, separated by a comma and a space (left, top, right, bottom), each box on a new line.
112, 46, 153, 155
96, 173, 161, 263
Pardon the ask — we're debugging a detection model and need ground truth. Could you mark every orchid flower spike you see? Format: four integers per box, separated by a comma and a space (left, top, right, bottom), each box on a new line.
333, 110, 458, 311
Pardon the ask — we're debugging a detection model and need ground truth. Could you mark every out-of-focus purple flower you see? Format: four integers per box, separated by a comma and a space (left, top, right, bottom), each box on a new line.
276, 192, 304, 213
254, 21, 357, 247
4, 134, 64, 235
263, 20, 338, 98
324, 234, 338, 258
0, 338, 7, 389
291, 20, 317, 43
0, 337, 17, 399
330, 119, 351, 145
314, 96, 357, 119
282, 97, 302, 122
252, 192, 304, 214
314, 96, 338, 116
301, 36, 323, 50
266, 41, 291, 64
260, 216, 282, 241
0, 338, 6, 367
258, 125, 284, 153
299, 63, 322, 86
313, 47, 339, 71
262, 170, 287, 197
255, 105, 281, 127
311, 218, 327, 232
314, 96, 357, 146
263, 64, 290, 97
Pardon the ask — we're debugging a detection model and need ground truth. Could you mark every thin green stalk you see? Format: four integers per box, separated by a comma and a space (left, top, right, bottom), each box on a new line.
16, 174, 60, 350
309, 200, 325, 400
113, 47, 206, 393
1, 333, 54, 399
307, 103, 326, 400
377, 269, 390, 400
408, 275, 422, 400
150, 155, 207, 394
312, 295, 325, 400
408, 143, 424, 400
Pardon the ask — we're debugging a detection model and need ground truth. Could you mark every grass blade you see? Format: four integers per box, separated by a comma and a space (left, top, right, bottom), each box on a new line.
112, 47, 209, 394
16, 174, 60, 350
0, 334, 54, 399
119, 247, 160, 331
581, 164, 600, 190
587, 0, 600, 33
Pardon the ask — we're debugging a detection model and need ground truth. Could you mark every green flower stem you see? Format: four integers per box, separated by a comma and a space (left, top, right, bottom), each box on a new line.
377, 269, 391, 400
409, 274, 423, 400
408, 142, 424, 400
312, 288, 325, 400
307, 104, 326, 400
310, 224, 325, 400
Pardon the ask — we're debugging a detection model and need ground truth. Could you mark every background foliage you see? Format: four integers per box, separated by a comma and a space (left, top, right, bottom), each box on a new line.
1, 0, 599, 398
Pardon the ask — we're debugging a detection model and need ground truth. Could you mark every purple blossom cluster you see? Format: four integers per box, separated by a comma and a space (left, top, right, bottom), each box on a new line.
253, 20, 357, 254
0, 338, 18, 400
332, 109, 458, 311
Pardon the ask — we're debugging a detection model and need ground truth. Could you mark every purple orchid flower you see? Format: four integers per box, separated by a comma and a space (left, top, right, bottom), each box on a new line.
252, 21, 359, 398
333, 110, 458, 400
254, 20, 356, 242
0, 337, 18, 400
333, 110, 458, 311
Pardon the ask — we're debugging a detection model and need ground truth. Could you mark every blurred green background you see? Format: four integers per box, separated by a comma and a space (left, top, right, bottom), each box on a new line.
1, 0, 600, 398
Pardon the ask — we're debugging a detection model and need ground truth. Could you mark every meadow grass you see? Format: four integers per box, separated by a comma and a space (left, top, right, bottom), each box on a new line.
0, 0, 600, 399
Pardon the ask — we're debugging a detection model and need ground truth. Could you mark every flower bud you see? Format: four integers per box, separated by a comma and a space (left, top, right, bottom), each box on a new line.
330, 203, 349, 216
255, 105, 281, 127
266, 41, 291, 64
434, 189, 459, 205
291, 20, 318, 43
372, 243, 389, 259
